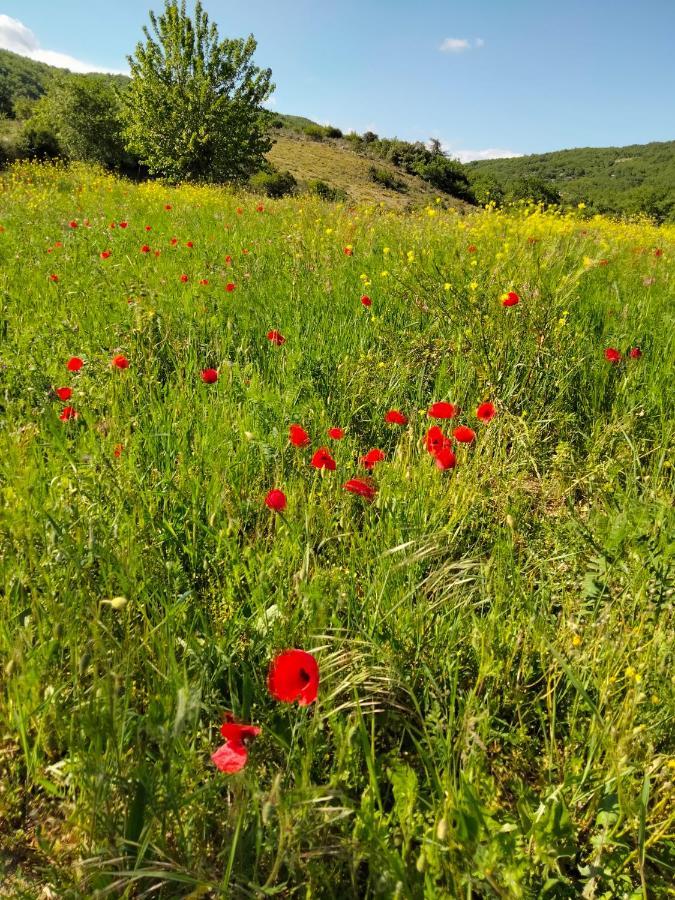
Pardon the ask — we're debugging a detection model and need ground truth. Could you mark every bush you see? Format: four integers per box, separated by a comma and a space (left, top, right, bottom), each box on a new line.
307, 179, 348, 202
303, 124, 326, 141
414, 156, 474, 201
270, 118, 284, 129
324, 126, 343, 139
362, 131, 379, 144
249, 169, 297, 197
368, 165, 406, 192
345, 131, 362, 145
507, 177, 561, 206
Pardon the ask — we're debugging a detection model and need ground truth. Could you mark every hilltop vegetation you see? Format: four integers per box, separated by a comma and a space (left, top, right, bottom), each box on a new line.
469, 141, 675, 221
0, 160, 673, 897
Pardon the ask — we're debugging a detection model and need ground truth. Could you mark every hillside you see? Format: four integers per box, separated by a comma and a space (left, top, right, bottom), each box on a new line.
469, 141, 675, 218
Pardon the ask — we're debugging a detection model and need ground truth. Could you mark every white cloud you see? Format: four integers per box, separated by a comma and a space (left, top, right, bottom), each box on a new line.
439, 37, 484, 53
0, 14, 127, 75
452, 148, 523, 163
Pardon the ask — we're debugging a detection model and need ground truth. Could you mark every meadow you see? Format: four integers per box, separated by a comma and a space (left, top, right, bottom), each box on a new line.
0, 161, 673, 898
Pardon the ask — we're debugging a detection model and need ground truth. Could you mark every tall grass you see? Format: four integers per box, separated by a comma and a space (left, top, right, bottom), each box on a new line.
0, 161, 673, 897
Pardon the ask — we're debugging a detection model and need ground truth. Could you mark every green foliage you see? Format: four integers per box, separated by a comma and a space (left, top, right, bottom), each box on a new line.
122, 1, 274, 182
303, 124, 326, 141
507, 175, 562, 206
368, 164, 406, 192
307, 178, 348, 202
0, 161, 673, 896
324, 125, 343, 139
249, 168, 296, 197
414, 155, 474, 200
470, 140, 675, 221
16, 97, 61, 160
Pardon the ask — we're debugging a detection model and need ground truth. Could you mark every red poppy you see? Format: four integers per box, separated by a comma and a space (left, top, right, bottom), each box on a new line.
199, 279, 209, 286
55, 387, 72, 401
265, 489, 287, 512
100, 250, 112, 259
453, 425, 476, 444
165, 204, 172, 211
119, 221, 128, 229
112, 354, 129, 369
59, 406, 77, 421
186, 241, 194, 248
289, 424, 310, 447
425, 426, 450, 455
328, 427, 345, 440
212, 720, 261, 773
502, 291, 520, 307
66, 356, 84, 372
268, 649, 319, 705
467, 244, 477, 253
629, 347, 642, 359
256, 204, 264, 213
599, 259, 609, 266
49, 274, 59, 282
362, 448, 385, 470
225, 255, 233, 265
54, 242, 63, 248
344, 247, 353, 256
201, 368, 218, 384
109, 222, 117, 229
236, 207, 243, 215
114, 444, 124, 458
180, 274, 189, 283
170, 237, 178, 246
140, 245, 151, 254
344, 478, 377, 501
225, 282, 236, 292
476, 402, 496, 423
654, 248, 663, 258
361, 295, 372, 307
68, 221, 78, 229
435, 446, 457, 470
385, 410, 407, 425
428, 402, 457, 419
267, 330, 286, 345
155, 251, 161, 258
311, 447, 336, 470
604, 348, 621, 363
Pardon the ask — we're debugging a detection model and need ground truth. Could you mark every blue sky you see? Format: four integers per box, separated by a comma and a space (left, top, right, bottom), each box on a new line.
1, 0, 674, 160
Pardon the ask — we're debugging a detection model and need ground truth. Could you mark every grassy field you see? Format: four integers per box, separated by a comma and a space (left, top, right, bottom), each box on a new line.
0, 161, 673, 898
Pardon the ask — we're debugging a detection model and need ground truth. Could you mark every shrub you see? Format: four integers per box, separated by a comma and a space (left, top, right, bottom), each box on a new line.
303, 124, 326, 141
414, 156, 474, 201
271, 118, 284, 129
345, 131, 362, 145
249, 169, 297, 197
507, 177, 561, 206
362, 131, 379, 144
307, 179, 348, 202
324, 125, 343, 139
368, 165, 406, 192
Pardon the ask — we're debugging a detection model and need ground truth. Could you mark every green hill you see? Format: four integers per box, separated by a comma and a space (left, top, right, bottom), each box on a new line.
468, 141, 675, 219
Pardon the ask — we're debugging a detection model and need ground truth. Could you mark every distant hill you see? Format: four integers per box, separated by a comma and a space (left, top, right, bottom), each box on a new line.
468, 141, 675, 219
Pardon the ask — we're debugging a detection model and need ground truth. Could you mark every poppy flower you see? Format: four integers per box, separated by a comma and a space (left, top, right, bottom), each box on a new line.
212, 720, 261, 773
100, 250, 112, 259
604, 348, 621, 363
66, 356, 84, 372
54, 242, 63, 248
453, 425, 476, 444
170, 237, 178, 246
344, 246, 353, 256
225, 282, 236, 292
112, 354, 129, 369
68, 221, 78, 229
385, 410, 407, 425
434, 446, 457, 470
55, 387, 72, 401
201, 368, 218, 384
114, 443, 124, 458
267, 330, 286, 345
654, 248, 663, 258
140, 245, 151, 253
344, 478, 377, 501
502, 291, 520, 307
289, 424, 310, 447
145, 225, 152, 231
225, 255, 233, 265
199, 279, 209, 286
599, 259, 609, 266
425, 426, 449, 455
59, 406, 77, 421
328, 427, 345, 440
49, 274, 59, 282
629, 347, 642, 359
362, 448, 385, 470
186, 241, 194, 248
311, 447, 336, 470
119, 221, 128, 229
428, 402, 457, 419
236, 207, 243, 215
180, 274, 189, 283
109, 222, 117, 229
476, 402, 496, 423
361, 295, 372, 307
256, 204, 264, 213
268, 649, 319, 705
467, 244, 477, 253
165, 204, 172, 211
265, 489, 287, 512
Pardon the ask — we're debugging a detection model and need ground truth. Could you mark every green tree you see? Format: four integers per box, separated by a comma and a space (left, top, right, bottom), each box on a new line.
122, 1, 274, 182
